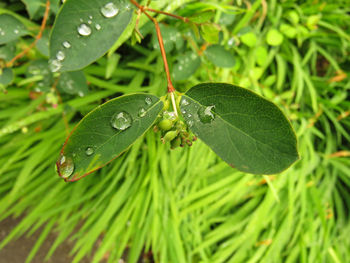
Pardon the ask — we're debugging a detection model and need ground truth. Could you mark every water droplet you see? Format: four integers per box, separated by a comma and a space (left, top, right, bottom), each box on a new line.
89, 15, 93, 19
78, 91, 84, 97
49, 59, 62, 72
145, 97, 152, 105
58, 155, 74, 178
187, 113, 192, 118
85, 147, 94, 156
88, 20, 92, 24
198, 105, 215, 123
56, 51, 65, 61
77, 23, 92, 36
79, 18, 83, 22
178, 65, 183, 71
111, 111, 133, 131
62, 41, 71, 48
101, 2, 119, 18
181, 99, 189, 106
181, 109, 186, 114
187, 120, 194, 127
95, 24, 101, 30
138, 107, 146, 117
14, 29, 19, 34
163, 111, 176, 120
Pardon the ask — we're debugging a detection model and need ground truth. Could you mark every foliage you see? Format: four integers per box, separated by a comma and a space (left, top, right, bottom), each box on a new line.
0, 0, 350, 263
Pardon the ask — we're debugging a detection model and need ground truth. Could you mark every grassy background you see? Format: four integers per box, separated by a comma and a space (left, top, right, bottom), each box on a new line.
1, 0, 350, 262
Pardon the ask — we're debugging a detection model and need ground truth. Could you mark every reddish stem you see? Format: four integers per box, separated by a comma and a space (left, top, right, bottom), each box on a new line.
6, 0, 50, 67
129, 0, 175, 92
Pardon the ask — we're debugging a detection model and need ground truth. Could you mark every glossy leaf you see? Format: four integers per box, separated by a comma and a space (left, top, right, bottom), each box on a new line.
0, 14, 28, 44
57, 70, 88, 96
204, 45, 236, 68
56, 94, 163, 181
172, 51, 201, 81
180, 83, 299, 174
49, 0, 133, 72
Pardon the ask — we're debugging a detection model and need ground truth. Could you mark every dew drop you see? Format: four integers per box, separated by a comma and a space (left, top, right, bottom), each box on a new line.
95, 24, 102, 30
88, 20, 92, 24
14, 29, 19, 34
62, 41, 71, 48
111, 111, 133, 131
56, 51, 65, 61
101, 2, 119, 18
198, 105, 215, 124
77, 23, 92, 36
187, 113, 192, 118
138, 107, 146, 117
145, 97, 152, 105
181, 99, 189, 106
58, 155, 74, 178
85, 147, 94, 156
49, 59, 62, 72
181, 109, 186, 114
187, 120, 194, 127
89, 15, 93, 19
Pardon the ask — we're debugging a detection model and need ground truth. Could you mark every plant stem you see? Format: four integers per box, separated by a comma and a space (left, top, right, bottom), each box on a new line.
6, 0, 50, 67
144, 7, 190, 23
129, 0, 175, 93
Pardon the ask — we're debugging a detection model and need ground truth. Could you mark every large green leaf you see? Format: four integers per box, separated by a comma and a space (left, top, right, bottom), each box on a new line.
0, 14, 28, 44
180, 83, 299, 174
56, 94, 163, 181
49, 0, 133, 72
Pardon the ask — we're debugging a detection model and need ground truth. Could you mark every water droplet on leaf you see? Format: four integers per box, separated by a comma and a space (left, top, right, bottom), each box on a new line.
49, 59, 62, 72
85, 147, 94, 156
58, 155, 74, 178
77, 23, 92, 36
163, 111, 176, 120
62, 41, 71, 48
101, 2, 119, 18
138, 107, 146, 117
111, 111, 133, 131
187, 120, 194, 127
95, 24, 101, 30
181, 99, 189, 106
14, 29, 19, 34
198, 105, 215, 123
145, 97, 152, 105
56, 51, 65, 61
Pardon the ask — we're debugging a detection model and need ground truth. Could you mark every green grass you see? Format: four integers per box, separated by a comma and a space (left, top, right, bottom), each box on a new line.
1, 0, 350, 262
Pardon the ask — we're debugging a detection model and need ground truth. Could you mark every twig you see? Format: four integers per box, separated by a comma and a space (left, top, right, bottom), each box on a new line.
129, 0, 175, 93
6, 0, 50, 67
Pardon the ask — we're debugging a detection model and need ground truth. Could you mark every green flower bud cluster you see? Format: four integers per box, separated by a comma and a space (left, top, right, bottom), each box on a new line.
155, 94, 197, 149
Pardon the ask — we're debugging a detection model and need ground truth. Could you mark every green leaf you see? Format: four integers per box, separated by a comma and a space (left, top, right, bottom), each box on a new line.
21, 0, 60, 18
57, 70, 88, 96
189, 10, 215, 24
56, 94, 163, 181
240, 32, 257, 47
172, 51, 201, 81
0, 14, 28, 45
152, 24, 181, 53
0, 42, 16, 61
49, 0, 133, 72
255, 46, 268, 66
0, 68, 14, 86
200, 24, 220, 44
36, 29, 50, 57
204, 44, 236, 68
266, 29, 284, 46
180, 83, 299, 174
26, 59, 53, 92
280, 23, 297, 39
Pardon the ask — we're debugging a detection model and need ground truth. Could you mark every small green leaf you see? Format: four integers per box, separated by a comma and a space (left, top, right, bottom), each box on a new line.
0, 68, 14, 86
189, 10, 215, 24
200, 24, 220, 44
204, 44, 236, 68
57, 70, 88, 96
240, 32, 257, 47
0, 14, 28, 45
280, 23, 297, 39
49, 0, 133, 72
255, 46, 268, 66
266, 29, 284, 46
152, 25, 181, 53
180, 83, 299, 174
56, 94, 163, 181
172, 51, 201, 81
0, 42, 16, 61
